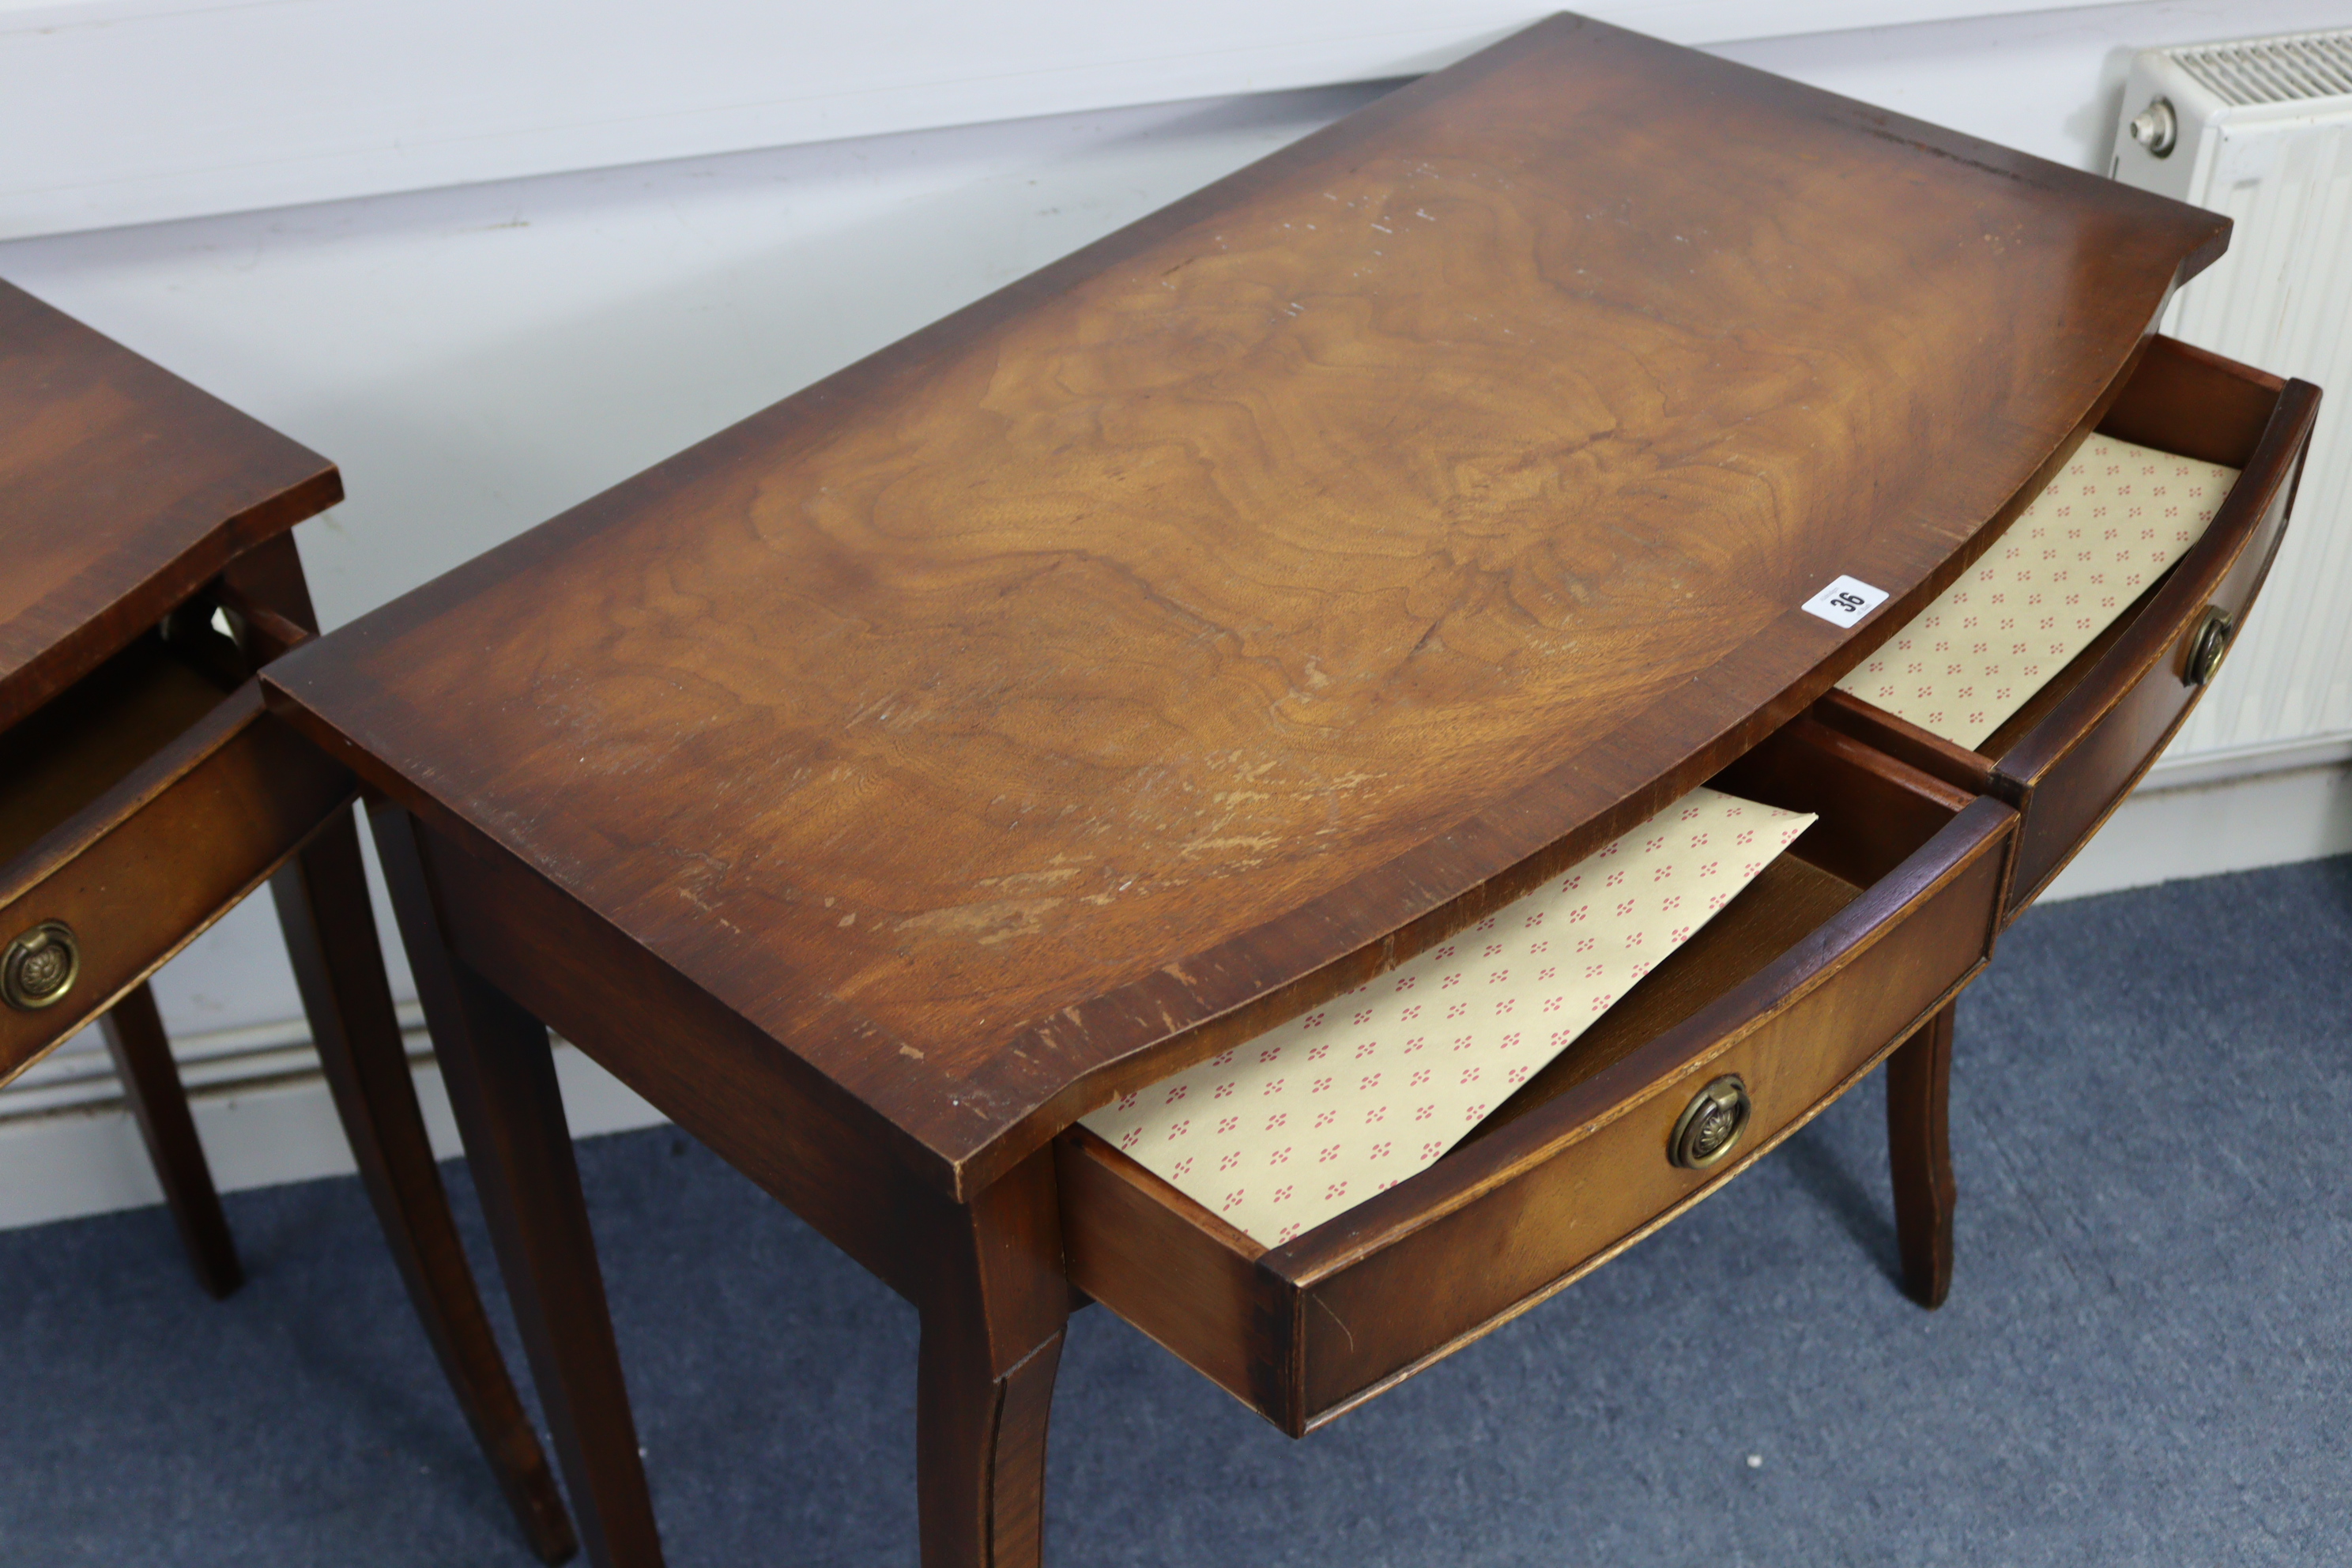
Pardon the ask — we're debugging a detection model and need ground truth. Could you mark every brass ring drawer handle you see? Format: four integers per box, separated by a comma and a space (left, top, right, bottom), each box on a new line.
3, 920, 81, 1011
1669, 1074, 1751, 1170
2183, 606, 2233, 688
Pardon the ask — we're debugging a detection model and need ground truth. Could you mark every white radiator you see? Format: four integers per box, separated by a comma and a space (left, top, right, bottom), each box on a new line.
2113, 28, 2352, 779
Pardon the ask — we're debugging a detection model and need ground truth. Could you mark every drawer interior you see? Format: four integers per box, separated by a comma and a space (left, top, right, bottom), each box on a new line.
1075, 715, 1976, 1248
1985, 334, 2278, 755
0, 624, 243, 868
1455, 717, 1969, 1144
1819, 335, 2287, 782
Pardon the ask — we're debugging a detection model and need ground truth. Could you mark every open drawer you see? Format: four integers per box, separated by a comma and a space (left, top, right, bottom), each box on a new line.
0, 623, 354, 1082
1815, 335, 2321, 921
1057, 718, 2015, 1435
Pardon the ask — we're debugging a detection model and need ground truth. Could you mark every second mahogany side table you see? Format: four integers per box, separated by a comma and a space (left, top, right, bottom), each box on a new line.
0, 279, 575, 1562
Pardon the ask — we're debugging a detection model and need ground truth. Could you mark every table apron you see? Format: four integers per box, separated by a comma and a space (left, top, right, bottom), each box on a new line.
405, 810, 973, 1302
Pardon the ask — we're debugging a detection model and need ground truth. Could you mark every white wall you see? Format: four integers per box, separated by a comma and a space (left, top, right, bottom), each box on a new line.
5, 0, 2347, 1225
0, 0, 2218, 241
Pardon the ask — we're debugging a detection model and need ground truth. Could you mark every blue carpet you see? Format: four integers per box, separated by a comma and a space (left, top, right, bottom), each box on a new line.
3, 856, 2348, 1565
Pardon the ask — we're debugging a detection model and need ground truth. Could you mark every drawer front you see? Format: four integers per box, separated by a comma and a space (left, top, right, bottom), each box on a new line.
1061, 766, 2015, 1435
1999, 416, 2309, 910
1288, 804, 2007, 1427
0, 687, 352, 1082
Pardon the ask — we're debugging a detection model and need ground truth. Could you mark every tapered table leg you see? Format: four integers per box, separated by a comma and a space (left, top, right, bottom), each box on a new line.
917, 1151, 1069, 1568
373, 803, 665, 1568
101, 982, 241, 1299
1886, 1000, 1956, 1309
271, 807, 579, 1564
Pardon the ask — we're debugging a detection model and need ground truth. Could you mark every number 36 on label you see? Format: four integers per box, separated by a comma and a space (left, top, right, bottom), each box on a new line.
1800, 575, 1889, 629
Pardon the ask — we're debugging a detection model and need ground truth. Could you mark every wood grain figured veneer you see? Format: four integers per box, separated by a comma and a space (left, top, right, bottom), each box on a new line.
265, 14, 2226, 1202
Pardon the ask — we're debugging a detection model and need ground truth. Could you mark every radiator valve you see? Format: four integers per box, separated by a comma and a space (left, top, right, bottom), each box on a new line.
2128, 97, 2177, 157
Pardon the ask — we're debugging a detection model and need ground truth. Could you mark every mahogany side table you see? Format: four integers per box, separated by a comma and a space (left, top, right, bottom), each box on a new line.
261, 17, 2315, 1566
0, 279, 575, 1562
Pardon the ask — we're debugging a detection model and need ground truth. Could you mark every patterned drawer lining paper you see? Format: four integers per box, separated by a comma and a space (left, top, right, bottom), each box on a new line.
1084, 788, 1814, 1246
1838, 432, 2240, 749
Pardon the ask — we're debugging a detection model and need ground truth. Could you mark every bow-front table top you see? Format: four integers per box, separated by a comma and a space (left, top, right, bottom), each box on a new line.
262, 15, 2227, 1200
0, 281, 341, 734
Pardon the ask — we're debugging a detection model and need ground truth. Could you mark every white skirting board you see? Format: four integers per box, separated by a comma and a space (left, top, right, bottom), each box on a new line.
0, 1031, 665, 1233
3, 762, 2347, 1235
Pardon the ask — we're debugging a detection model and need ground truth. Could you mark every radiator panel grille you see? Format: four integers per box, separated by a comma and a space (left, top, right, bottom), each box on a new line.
2173, 31, 2352, 107
2121, 31, 2352, 768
